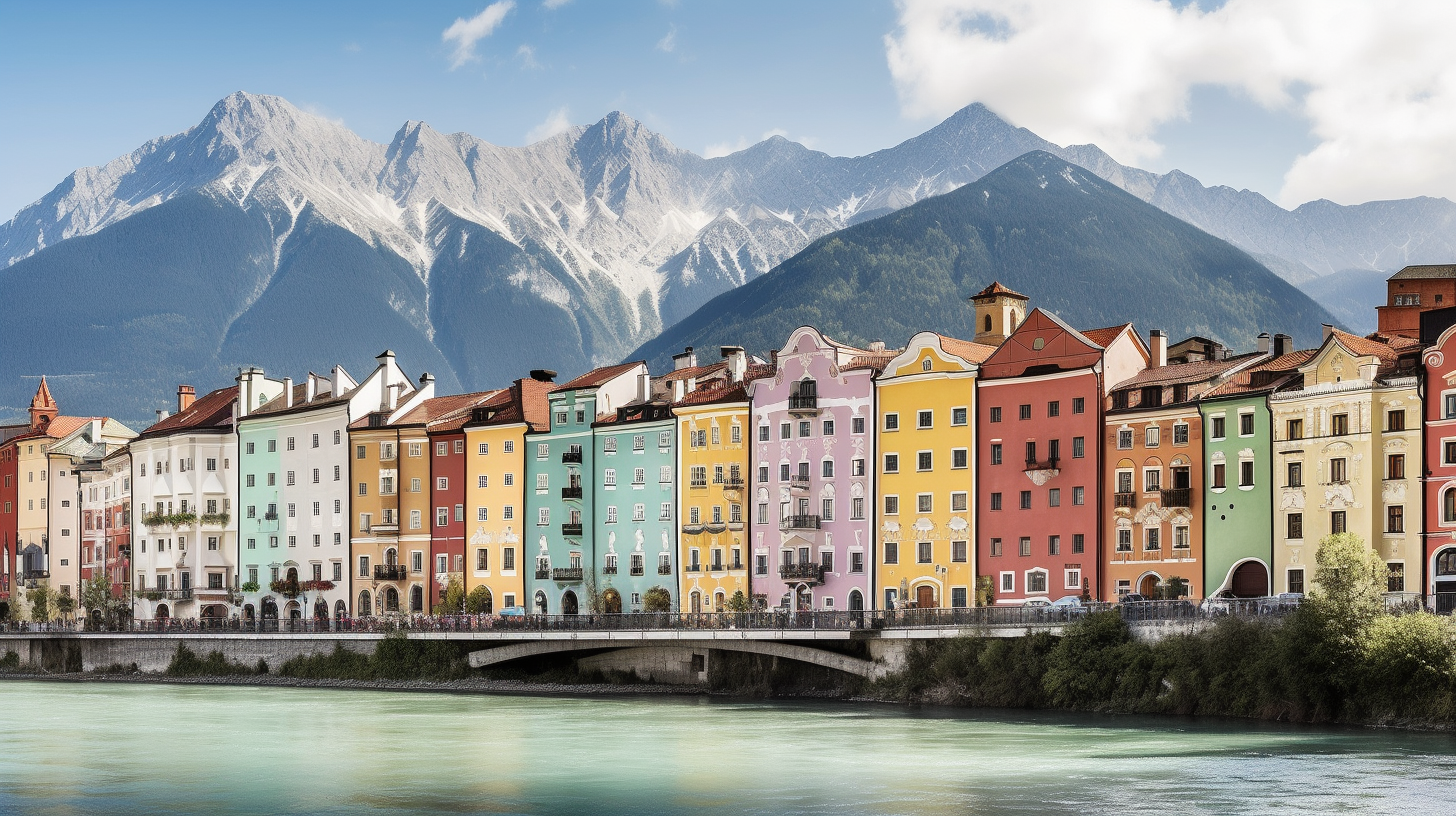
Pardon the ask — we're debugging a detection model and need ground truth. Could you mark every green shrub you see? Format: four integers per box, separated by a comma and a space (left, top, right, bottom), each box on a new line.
165, 644, 262, 677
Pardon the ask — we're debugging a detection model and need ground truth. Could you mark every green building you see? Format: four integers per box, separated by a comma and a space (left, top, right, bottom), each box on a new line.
592, 398, 678, 613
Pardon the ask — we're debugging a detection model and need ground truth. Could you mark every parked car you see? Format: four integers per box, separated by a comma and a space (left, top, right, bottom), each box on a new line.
498, 606, 527, 617
1257, 593, 1302, 614
1047, 596, 1088, 619
1022, 597, 1052, 608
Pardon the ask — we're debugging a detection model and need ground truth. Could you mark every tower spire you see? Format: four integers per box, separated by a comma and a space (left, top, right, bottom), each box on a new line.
28, 376, 58, 431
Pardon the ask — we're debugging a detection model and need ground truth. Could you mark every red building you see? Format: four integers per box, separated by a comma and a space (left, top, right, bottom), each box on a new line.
976, 308, 1148, 604
415, 392, 498, 609
1421, 307, 1456, 612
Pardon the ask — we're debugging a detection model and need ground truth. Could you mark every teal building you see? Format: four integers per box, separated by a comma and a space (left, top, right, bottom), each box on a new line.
592, 399, 677, 613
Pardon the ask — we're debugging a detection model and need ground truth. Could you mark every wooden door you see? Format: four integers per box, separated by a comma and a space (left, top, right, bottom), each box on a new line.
916, 585, 935, 608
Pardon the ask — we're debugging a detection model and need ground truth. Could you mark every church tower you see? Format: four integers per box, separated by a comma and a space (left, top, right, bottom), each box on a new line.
28, 376, 58, 431
970, 282, 1029, 346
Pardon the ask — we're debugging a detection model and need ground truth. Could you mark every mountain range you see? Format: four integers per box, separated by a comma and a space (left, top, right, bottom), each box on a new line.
3, 91, 1453, 427
635, 152, 1336, 369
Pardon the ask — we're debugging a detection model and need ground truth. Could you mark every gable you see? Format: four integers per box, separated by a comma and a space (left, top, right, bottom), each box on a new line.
979, 309, 1103, 380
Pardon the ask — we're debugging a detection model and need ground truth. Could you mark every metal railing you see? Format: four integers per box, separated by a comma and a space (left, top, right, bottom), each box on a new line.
1113, 492, 1136, 508
780, 514, 821, 531
779, 563, 825, 583
373, 564, 407, 581
788, 394, 818, 413
1160, 487, 1193, 508
552, 567, 584, 582
1024, 457, 1060, 471
561, 523, 584, 537
561, 450, 583, 464
561, 486, 583, 500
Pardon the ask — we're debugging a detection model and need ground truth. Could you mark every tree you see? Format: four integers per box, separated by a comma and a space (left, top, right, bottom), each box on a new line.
464, 585, 493, 615
643, 586, 672, 613
81, 571, 115, 627
55, 592, 75, 621
28, 584, 52, 623
436, 574, 465, 615
1310, 532, 1387, 641
726, 590, 749, 613
976, 575, 996, 607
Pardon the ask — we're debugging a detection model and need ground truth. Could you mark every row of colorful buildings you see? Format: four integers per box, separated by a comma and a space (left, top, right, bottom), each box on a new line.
6, 265, 1456, 622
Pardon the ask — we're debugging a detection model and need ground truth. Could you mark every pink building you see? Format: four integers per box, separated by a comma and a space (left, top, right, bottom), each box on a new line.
1422, 310, 1456, 612
749, 327, 891, 612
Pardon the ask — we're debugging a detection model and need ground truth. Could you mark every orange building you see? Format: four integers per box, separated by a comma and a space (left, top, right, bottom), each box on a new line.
1377, 264, 1456, 338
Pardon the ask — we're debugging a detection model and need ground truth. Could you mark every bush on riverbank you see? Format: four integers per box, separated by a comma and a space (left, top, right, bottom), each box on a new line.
165, 644, 266, 677
278, 633, 470, 681
876, 535, 1456, 726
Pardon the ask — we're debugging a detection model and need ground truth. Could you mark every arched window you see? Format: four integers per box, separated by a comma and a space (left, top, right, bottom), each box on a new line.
334, 600, 347, 620
1445, 489, 1456, 523
922, 358, 932, 371
357, 591, 372, 616
384, 547, 398, 566
383, 587, 399, 612
1437, 549, 1456, 576
984, 314, 992, 333
409, 585, 423, 613
534, 590, 548, 614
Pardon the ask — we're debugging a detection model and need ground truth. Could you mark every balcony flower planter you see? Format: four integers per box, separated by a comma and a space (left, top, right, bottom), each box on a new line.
200, 513, 231, 527
269, 578, 302, 599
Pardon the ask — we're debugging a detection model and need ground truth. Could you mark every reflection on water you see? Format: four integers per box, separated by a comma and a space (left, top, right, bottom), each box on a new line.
0, 681, 1452, 815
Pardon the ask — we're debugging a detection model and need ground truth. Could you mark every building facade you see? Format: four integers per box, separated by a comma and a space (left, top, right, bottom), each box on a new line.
875, 332, 994, 610
1269, 329, 1423, 597
594, 391, 677, 614
977, 309, 1147, 604
463, 376, 553, 614
750, 328, 884, 613
1421, 312, 1456, 612
525, 362, 645, 614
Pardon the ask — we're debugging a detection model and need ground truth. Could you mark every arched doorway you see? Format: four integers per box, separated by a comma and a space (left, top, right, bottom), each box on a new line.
286, 567, 299, 583
714, 591, 725, 611
602, 588, 621, 614
795, 585, 812, 612
243, 604, 255, 623
1230, 561, 1270, 598
383, 587, 399, 613
562, 590, 579, 615
261, 598, 278, 633
1435, 548, 1456, 614
409, 585, 423, 613
915, 585, 935, 609
155, 603, 170, 620
286, 602, 302, 620
848, 589, 864, 611
313, 599, 329, 620
1137, 573, 1160, 598
690, 591, 702, 613
534, 590, 548, 614
334, 600, 347, 620
358, 592, 372, 616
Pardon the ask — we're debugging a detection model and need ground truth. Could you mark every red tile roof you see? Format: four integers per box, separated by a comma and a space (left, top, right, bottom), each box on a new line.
937, 335, 998, 364
661, 361, 727, 382
137, 386, 237, 439
42, 416, 99, 440
971, 281, 1029, 301
1330, 329, 1399, 363
843, 352, 897, 372
1110, 353, 1259, 391
1204, 350, 1316, 398
552, 361, 643, 393
1081, 324, 1133, 349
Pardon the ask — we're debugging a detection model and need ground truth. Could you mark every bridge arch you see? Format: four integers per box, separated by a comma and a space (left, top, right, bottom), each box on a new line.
467, 639, 884, 678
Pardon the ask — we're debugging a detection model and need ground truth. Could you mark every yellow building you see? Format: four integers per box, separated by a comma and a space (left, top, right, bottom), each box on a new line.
875, 332, 995, 610
1269, 328, 1423, 596
463, 376, 553, 613
347, 388, 439, 616
672, 364, 758, 613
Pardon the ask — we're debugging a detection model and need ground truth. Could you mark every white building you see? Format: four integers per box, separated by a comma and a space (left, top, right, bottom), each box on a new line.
46, 418, 135, 607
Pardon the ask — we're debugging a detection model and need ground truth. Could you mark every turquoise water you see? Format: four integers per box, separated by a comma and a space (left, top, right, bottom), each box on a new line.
0, 681, 1453, 815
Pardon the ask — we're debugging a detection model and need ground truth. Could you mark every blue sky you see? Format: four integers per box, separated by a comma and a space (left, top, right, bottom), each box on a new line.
0, 1, 1444, 218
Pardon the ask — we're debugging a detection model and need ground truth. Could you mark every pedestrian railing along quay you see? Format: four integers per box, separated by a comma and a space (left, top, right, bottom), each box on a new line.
0, 598, 1309, 636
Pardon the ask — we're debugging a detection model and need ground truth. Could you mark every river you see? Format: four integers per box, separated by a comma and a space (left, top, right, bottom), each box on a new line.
0, 681, 1453, 815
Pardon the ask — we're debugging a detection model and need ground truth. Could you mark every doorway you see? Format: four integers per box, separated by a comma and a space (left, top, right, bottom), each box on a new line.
562, 590, 579, 615
1230, 561, 1269, 598
603, 588, 621, 614
1138, 574, 1160, 597
916, 585, 935, 609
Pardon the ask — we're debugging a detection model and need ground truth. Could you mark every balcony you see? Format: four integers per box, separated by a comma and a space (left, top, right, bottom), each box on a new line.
788, 394, 819, 415
789, 477, 811, 492
722, 478, 745, 491
630, 565, 645, 577
561, 449, 583, 464
561, 523, 584, 537
1114, 492, 1137, 508
602, 564, 617, 575
779, 563, 825, 584
561, 486, 583, 500
1160, 488, 1193, 508
1024, 456, 1060, 471
263, 511, 278, 521
373, 564, 407, 581
552, 567, 584, 582
658, 563, 673, 576
535, 568, 551, 580
780, 514, 822, 531
685, 563, 701, 573
22, 569, 50, 581
158, 587, 193, 600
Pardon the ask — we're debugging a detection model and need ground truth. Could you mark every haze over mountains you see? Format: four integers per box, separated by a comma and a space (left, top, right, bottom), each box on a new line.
2, 91, 1451, 426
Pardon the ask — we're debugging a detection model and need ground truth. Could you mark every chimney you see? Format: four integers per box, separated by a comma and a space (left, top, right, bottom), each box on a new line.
235, 367, 261, 419
89, 418, 103, 443
1150, 330, 1167, 368
672, 346, 697, 371
331, 365, 345, 397
639, 372, 651, 403
530, 369, 557, 383
419, 372, 435, 388
1256, 332, 1271, 355
283, 378, 294, 408
1322, 323, 1334, 341
721, 345, 747, 382
1274, 333, 1293, 357
305, 375, 316, 403
156, 409, 170, 423
177, 385, 195, 413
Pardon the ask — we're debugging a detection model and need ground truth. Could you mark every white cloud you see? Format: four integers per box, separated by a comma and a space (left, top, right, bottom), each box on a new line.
543, 0, 572, 8
443, 1, 516, 70
884, 0, 1456, 206
516, 44, 541, 69
526, 107, 573, 143
656, 25, 678, 53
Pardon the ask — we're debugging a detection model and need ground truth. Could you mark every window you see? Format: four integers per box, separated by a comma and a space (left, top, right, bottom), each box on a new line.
247, 442, 256, 455
1145, 426, 1160, 447
1048, 535, 1060, 556
1332, 413, 1349, 435
1287, 419, 1303, 440
1117, 430, 1133, 449
1387, 409, 1405, 431
1331, 510, 1348, 534
884, 541, 899, 565
1331, 458, 1348, 483
311, 434, 319, 448
634, 468, 646, 485
1211, 416, 1226, 439
1240, 461, 1254, 487
952, 448, 968, 469
312, 468, 320, 484
1143, 469, 1160, 492
1388, 505, 1405, 533
758, 425, 770, 442
884, 495, 899, 515
950, 540, 967, 563
989, 407, 1002, 423
951, 492, 968, 511
1073, 534, 1085, 554
1144, 528, 1161, 551
1064, 569, 1082, 591
1288, 569, 1305, 594
1019, 404, 1031, 420
1116, 528, 1133, 552
1000, 573, 1014, 592
1072, 397, 1085, 414
952, 407, 967, 426
884, 453, 899, 473
1212, 463, 1226, 489
287, 437, 295, 451
851, 497, 865, 519
916, 494, 932, 513
1239, 413, 1254, 436
1447, 395, 1456, 419
1019, 490, 1031, 509
852, 416, 866, 434
1027, 571, 1047, 594
1287, 462, 1303, 487
990, 444, 1002, 465
1047, 401, 1060, 418
916, 541, 932, 564
1019, 537, 1032, 557
1048, 488, 1060, 507
884, 413, 899, 431
990, 492, 1002, 511
990, 538, 1003, 557
1387, 563, 1406, 592
780, 422, 790, 439
917, 451, 932, 471
659, 502, 672, 521
1072, 437, 1085, 458
917, 410, 933, 429
536, 443, 549, 460
731, 425, 742, 443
